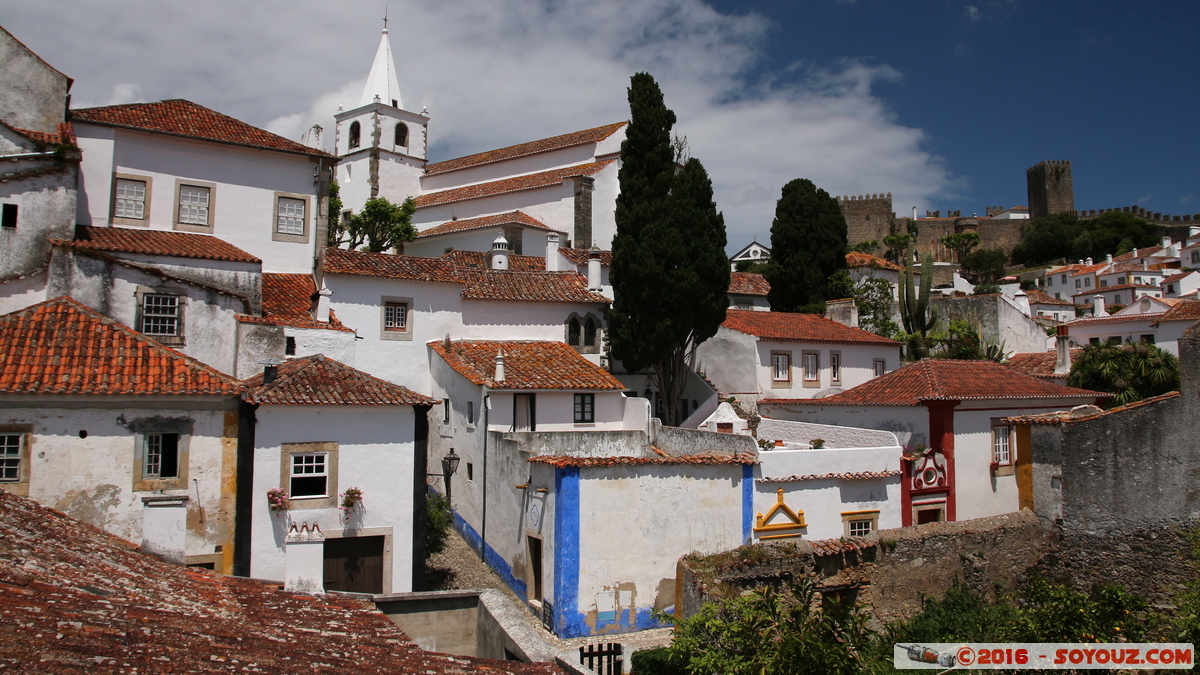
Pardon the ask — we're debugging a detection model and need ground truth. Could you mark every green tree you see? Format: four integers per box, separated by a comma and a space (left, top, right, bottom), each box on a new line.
850, 240, 879, 254
940, 231, 980, 263
424, 492, 452, 557
1011, 213, 1082, 265
763, 179, 849, 313
853, 274, 899, 338
1066, 340, 1180, 407
961, 248, 1009, 284
883, 219, 918, 264
609, 73, 729, 427
325, 179, 343, 247
330, 196, 418, 253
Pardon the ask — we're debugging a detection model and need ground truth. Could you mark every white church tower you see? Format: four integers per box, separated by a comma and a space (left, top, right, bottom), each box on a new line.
334, 21, 429, 216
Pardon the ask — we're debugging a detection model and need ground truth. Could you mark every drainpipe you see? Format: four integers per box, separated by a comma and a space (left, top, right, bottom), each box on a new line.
233, 400, 258, 577
479, 389, 490, 562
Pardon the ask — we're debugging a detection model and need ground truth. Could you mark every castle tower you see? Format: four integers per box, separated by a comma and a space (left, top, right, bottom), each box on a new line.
1026, 160, 1074, 221
334, 25, 429, 216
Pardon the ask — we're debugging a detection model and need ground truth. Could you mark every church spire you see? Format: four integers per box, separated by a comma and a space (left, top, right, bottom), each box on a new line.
359, 20, 403, 109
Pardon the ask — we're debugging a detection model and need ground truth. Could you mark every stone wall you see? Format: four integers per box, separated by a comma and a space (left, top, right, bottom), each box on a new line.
839, 194, 893, 249
1027, 160, 1074, 221
931, 293, 1049, 355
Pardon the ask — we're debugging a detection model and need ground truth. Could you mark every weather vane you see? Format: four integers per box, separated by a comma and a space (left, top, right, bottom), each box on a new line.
383, 7, 388, 30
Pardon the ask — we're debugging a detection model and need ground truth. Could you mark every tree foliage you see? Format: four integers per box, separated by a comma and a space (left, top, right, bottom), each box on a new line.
853, 274, 899, 338
763, 179, 849, 313
1013, 211, 1161, 266
961, 248, 1009, 284
609, 72, 729, 427
850, 240, 879, 255
883, 219, 918, 264
325, 179, 343, 246
929, 318, 1008, 362
1066, 340, 1180, 407
328, 196, 418, 253
940, 231, 980, 263
424, 492, 452, 557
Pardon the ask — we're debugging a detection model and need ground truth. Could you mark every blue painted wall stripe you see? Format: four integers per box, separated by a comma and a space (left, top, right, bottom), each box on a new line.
451, 510, 528, 601
742, 463, 754, 542
552, 467, 583, 637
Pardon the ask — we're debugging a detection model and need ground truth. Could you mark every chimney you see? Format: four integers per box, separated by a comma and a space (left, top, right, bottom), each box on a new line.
1163, 236, 1172, 249
587, 246, 602, 291
1013, 289, 1030, 316
1105, 253, 1113, 264
1132, 247, 1138, 259
263, 365, 278, 384
1086, 257, 1093, 266
494, 349, 505, 383
140, 495, 189, 564
316, 284, 332, 323
488, 233, 510, 270
545, 232, 560, 272
1189, 225, 1200, 242
1093, 294, 1107, 317
284, 522, 325, 594
1054, 326, 1072, 376
911, 206, 917, 219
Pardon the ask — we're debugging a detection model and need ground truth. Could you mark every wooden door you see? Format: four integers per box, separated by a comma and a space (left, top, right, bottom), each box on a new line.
323, 535, 384, 594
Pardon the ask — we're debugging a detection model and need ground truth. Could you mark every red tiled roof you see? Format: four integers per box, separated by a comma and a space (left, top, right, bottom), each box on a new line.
235, 273, 352, 332
729, 272, 770, 296
0, 490, 558, 674
0, 297, 239, 396
1155, 299, 1200, 323
1071, 283, 1158, 298
758, 470, 900, 482
529, 452, 758, 467
1113, 244, 1165, 262
1004, 350, 1082, 379
460, 270, 609, 304
415, 160, 614, 209
1108, 262, 1164, 274
1067, 313, 1165, 326
323, 247, 460, 283
425, 122, 624, 176
53, 225, 260, 263
1025, 289, 1074, 306
2, 119, 76, 147
417, 211, 560, 238
1163, 271, 1194, 284
1002, 392, 1179, 425
442, 249, 546, 272
243, 354, 435, 406
761, 359, 1107, 407
721, 309, 899, 346
846, 251, 903, 272
809, 537, 875, 557
559, 248, 613, 267
429, 340, 624, 390
1070, 263, 1108, 277
70, 99, 332, 158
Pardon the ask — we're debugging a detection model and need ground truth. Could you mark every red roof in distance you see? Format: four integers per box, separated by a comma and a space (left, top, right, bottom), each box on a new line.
424, 122, 624, 176
243, 354, 435, 406
417, 211, 561, 239
721, 309, 899, 346
846, 251, 904, 272
323, 248, 460, 283
459, 269, 609, 304
54, 225, 261, 264
430, 340, 624, 390
236, 273, 352, 332
415, 160, 614, 209
728, 272, 770, 296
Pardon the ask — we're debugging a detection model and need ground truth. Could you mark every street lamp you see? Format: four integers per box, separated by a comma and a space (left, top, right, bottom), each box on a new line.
438, 449, 460, 506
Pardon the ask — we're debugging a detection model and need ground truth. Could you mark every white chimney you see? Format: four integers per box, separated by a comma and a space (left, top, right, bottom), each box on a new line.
1132, 248, 1138, 259
1189, 226, 1200, 242
911, 206, 917, 219
1013, 289, 1030, 316
1086, 257, 1093, 266
1054, 326, 1072, 376
545, 232, 560, 272
488, 233, 510, 270
285, 522, 325, 594
1162, 236, 1172, 249
494, 349, 505, 383
1106, 253, 1113, 264
1093, 294, 1107, 317
587, 246, 602, 291
316, 284, 332, 323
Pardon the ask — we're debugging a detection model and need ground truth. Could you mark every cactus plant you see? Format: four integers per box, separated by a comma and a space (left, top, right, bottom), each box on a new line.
898, 252, 938, 360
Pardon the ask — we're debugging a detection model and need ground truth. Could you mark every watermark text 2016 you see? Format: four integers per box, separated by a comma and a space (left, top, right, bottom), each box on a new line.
894, 643, 1194, 669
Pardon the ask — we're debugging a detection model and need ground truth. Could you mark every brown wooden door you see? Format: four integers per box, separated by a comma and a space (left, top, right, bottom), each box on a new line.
323, 535, 384, 594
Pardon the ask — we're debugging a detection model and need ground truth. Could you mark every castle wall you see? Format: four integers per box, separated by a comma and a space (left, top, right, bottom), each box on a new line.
1027, 160, 1074, 221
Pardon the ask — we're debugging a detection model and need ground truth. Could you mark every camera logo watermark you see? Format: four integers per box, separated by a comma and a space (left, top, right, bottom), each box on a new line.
894, 643, 1194, 669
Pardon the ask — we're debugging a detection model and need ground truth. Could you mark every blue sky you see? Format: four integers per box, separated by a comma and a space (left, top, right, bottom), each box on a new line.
4, 1, 1196, 248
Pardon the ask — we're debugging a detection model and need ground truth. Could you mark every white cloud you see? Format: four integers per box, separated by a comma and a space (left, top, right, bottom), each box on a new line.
964, 6, 982, 23
5, 0, 955, 245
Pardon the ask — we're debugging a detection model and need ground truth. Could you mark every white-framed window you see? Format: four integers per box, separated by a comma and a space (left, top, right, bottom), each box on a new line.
771, 352, 791, 382
280, 442, 338, 509
140, 293, 182, 340
574, 393, 595, 424
177, 185, 211, 226
384, 302, 408, 331
1075, 279, 1081, 288
276, 196, 305, 236
1100, 279, 1108, 287
144, 432, 181, 479
115, 178, 147, 220
290, 452, 329, 498
842, 510, 880, 538
802, 351, 819, 383
992, 424, 1012, 465
873, 359, 886, 377
0, 433, 23, 483
830, 351, 841, 383
380, 296, 413, 341
133, 419, 190, 491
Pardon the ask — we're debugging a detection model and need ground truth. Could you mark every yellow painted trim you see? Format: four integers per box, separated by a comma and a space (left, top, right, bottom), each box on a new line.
839, 509, 881, 517
754, 488, 807, 533
1015, 424, 1034, 511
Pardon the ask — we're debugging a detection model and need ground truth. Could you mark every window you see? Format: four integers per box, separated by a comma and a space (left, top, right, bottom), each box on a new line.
1046, 276, 1053, 286
1090, 337, 1101, 345
115, 178, 147, 220
144, 432, 180, 479
443, 398, 450, 424
568, 318, 581, 345
1168, 284, 1176, 294
574, 393, 595, 424
274, 195, 306, 239
1192, 250, 1199, 264
992, 424, 1012, 465
133, 418, 190, 491
395, 123, 408, 147
1055, 293, 1062, 299
514, 393, 536, 431
1075, 279, 1081, 288
771, 352, 791, 382
830, 351, 841, 384
842, 510, 880, 538
380, 297, 413, 341
280, 442, 338, 508
583, 318, 598, 347
802, 351, 819, 386
1, 204, 17, 229
1084, 278, 1091, 288
1113, 294, 1121, 304
1060, 274, 1067, 283
0, 433, 23, 483
348, 121, 361, 149
285, 336, 296, 356
466, 463, 474, 481
467, 401, 475, 425
177, 184, 211, 227
140, 293, 182, 341
873, 359, 886, 377
1100, 279, 1108, 287
1141, 334, 1156, 344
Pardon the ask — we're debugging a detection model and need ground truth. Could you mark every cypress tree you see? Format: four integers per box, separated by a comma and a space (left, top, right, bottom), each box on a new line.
764, 179, 849, 313
609, 73, 729, 426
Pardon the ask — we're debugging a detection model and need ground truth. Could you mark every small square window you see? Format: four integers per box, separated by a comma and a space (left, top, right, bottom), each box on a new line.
848, 519, 873, 537
290, 452, 328, 498
0, 434, 23, 482
276, 197, 305, 235
1100, 279, 1108, 287
380, 297, 414, 341
384, 302, 408, 331
842, 510, 880, 538
1, 204, 18, 229
279, 442, 337, 509
873, 359, 886, 378
115, 179, 147, 220
141, 293, 181, 338
145, 432, 181, 479
178, 185, 210, 226
771, 352, 790, 382
574, 393, 595, 423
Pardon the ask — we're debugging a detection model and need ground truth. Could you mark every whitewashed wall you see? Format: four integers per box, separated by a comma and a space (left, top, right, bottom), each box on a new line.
420, 144, 607, 192
250, 404, 418, 594
412, 184, 575, 240
486, 391, 630, 432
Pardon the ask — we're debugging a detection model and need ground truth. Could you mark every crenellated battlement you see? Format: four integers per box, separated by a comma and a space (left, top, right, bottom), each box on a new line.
1030, 160, 1070, 168
838, 192, 892, 202
1072, 206, 1199, 224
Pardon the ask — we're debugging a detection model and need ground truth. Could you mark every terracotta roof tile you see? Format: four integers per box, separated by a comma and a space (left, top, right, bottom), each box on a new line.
845, 251, 903, 272
1113, 244, 1166, 262
425, 122, 624, 176
1071, 283, 1158, 298
243, 354, 435, 406
809, 537, 875, 557
429, 340, 623, 390
1108, 262, 1164, 274
1067, 313, 1166, 326
417, 211, 561, 238
1155, 299, 1200, 323
53, 225, 260, 263
1025, 289, 1074, 306
0, 490, 557, 673
323, 248, 460, 283
70, 99, 332, 157
415, 160, 614, 209
758, 470, 900, 482
1163, 271, 1194, 285
761, 359, 1107, 406
729, 272, 770, 296
234, 273, 353, 332
3, 119, 75, 147
460, 270, 609, 304
721, 309, 899, 346
0, 297, 240, 396
442, 249, 546, 272
1002, 392, 1179, 425
529, 452, 757, 467
559, 248, 613, 267
1070, 263, 1108, 277
1004, 350, 1082, 379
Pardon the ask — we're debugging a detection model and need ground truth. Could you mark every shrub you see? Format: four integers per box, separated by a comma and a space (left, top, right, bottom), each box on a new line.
425, 491, 452, 557
629, 646, 687, 675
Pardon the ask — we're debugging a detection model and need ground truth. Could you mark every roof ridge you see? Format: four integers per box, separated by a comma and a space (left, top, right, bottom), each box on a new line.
424, 121, 624, 176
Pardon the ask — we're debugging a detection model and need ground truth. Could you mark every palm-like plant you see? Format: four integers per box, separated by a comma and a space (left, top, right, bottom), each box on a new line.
1066, 340, 1180, 407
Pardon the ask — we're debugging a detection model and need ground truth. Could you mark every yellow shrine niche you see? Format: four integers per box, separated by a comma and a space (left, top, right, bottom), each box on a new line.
753, 489, 806, 540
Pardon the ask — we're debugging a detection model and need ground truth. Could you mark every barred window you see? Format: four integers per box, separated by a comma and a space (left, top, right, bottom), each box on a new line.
276, 197, 305, 235
115, 179, 147, 220
178, 185, 210, 225
290, 453, 328, 498
0, 434, 21, 482
145, 432, 180, 479
141, 294, 180, 337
